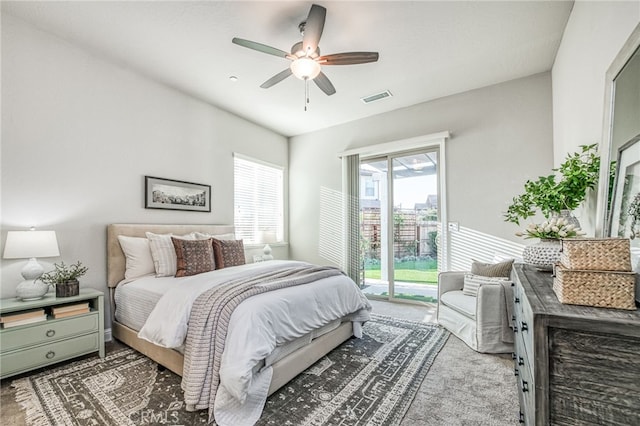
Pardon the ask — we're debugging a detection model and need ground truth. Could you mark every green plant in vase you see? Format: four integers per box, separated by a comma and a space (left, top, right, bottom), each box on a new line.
505, 144, 599, 270
504, 144, 600, 225
40, 261, 88, 297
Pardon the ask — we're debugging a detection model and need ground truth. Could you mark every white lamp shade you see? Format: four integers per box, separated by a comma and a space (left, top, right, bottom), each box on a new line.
290, 57, 321, 80
3, 231, 60, 259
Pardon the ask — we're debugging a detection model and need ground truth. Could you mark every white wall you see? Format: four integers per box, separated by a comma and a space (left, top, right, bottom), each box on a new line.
0, 16, 288, 321
552, 1, 640, 234
289, 73, 553, 269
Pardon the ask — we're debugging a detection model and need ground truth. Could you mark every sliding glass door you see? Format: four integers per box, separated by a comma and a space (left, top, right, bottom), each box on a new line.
360, 149, 440, 303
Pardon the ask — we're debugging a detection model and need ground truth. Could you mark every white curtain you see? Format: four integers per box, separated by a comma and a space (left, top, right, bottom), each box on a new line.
343, 154, 360, 285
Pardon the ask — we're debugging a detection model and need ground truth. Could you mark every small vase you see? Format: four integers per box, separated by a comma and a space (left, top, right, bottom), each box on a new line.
522, 238, 561, 271
56, 279, 79, 297
556, 210, 581, 229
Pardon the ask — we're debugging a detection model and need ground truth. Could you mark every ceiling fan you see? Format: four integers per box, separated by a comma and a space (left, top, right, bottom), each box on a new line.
232, 3, 379, 100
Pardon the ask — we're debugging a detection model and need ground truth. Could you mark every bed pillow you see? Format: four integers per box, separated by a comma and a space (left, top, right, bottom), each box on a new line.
463, 273, 510, 297
146, 232, 196, 277
212, 238, 246, 269
117, 235, 155, 280
195, 232, 236, 241
471, 258, 514, 278
172, 237, 215, 277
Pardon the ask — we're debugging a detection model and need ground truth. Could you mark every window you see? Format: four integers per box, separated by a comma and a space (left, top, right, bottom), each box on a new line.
234, 154, 284, 244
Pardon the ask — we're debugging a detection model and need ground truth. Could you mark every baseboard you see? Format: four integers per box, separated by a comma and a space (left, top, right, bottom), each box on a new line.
104, 328, 112, 342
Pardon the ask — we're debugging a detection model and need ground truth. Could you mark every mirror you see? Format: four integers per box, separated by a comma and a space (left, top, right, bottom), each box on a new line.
596, 23, 640, 238
596, 23, 640, 305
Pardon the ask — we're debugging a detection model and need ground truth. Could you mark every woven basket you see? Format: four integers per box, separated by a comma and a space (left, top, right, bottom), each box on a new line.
553, 264, 636, 310
559, 238, 631, 271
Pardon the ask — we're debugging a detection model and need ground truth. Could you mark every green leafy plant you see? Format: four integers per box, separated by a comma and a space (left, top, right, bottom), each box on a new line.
504, 144, 600, 225
40, 261, 88, 286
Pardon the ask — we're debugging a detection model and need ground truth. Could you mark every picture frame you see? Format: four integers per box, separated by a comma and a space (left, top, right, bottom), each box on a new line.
144, 176, 211, 212
608, 134, 640, 242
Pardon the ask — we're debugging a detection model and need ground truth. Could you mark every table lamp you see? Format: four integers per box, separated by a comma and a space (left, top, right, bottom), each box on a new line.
259, 230, 277, 261
3, 230, 60, 300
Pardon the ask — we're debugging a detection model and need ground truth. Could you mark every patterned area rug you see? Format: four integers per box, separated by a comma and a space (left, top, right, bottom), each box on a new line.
10, 315, 449, 426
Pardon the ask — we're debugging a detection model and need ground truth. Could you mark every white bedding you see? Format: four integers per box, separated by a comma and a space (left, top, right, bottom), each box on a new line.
114, 274, 171, 331
129, 260, 371, 425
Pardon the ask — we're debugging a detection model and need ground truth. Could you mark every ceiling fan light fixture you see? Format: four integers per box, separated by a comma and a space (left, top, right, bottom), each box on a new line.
290, 57, 321, 80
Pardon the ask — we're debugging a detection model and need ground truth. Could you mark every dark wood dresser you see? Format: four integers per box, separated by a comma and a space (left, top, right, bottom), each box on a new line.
512, 264, 640, 425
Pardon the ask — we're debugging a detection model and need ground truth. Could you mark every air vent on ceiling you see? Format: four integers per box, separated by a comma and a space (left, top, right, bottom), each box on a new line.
361, 90, 393, 104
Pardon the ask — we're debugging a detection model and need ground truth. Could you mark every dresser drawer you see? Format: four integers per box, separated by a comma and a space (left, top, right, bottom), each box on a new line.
514, 290, 534, 372
1, 332, 99, 378
0, 312, 99, 353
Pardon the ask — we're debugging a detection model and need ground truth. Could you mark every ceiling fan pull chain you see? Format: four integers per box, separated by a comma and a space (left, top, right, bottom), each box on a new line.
304, 78, 309, 111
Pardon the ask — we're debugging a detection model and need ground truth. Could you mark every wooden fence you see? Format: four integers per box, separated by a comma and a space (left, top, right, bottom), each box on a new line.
361, 207, 438, 259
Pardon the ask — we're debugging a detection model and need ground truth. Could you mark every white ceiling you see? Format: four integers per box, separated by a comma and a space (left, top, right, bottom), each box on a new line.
2, 1, 573, 137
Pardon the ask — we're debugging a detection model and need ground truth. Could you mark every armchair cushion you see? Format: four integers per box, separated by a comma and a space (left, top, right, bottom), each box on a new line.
462, 273, 510, 297
471, 258, 514, 278
440, 290, 476, 319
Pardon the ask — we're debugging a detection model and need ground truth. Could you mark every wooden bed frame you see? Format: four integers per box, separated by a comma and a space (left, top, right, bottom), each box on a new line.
106, 224, 354, 395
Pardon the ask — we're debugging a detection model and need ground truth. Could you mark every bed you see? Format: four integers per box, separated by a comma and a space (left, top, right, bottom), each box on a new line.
106, 224, 371, 425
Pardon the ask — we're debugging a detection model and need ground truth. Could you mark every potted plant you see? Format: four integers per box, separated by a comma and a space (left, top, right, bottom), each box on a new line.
40, 261, 88, 297
504, 144, 600, 225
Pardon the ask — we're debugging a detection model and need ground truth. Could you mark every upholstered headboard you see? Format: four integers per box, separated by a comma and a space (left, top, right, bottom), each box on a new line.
106, 224, 235, 288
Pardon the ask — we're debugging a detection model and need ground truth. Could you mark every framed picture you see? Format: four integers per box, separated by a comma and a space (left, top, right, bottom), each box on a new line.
145, 176, 211, 212
609, 134, 640, 242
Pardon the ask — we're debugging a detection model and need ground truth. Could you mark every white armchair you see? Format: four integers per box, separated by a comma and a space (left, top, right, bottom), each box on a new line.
437, 271, 514, 354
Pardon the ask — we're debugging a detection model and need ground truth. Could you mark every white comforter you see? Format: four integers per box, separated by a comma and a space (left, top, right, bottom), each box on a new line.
137, 260, 371, 425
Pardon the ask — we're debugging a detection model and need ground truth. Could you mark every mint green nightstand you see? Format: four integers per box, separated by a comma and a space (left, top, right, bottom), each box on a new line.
0, 288, 105, 379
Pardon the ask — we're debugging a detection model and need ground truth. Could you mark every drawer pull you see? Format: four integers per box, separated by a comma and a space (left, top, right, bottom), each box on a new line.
45, 351, 55, 359
46, 329, 56, 337
521, 380, 529, 393
512, 315, 516, 322
519, 411, 525, 423
519, 356, 524, 366
514, 297, 520, 304
511, 352, 517, 360
521, 322, 529, 332
514, 367, 519, 377
513, 326, 518, 333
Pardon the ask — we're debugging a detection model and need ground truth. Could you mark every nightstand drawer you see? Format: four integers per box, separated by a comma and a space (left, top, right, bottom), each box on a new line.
0, 312, 99, 353
1, 332, 99, 377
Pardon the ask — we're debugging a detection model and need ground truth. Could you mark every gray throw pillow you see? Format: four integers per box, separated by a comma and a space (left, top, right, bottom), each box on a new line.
471, 259, 514, 278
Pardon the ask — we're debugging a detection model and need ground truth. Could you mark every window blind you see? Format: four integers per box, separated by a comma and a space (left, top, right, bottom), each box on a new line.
234, 155, 284, 244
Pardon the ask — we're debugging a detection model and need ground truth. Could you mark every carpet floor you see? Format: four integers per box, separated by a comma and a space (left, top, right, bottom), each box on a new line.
1, 302, 518, 425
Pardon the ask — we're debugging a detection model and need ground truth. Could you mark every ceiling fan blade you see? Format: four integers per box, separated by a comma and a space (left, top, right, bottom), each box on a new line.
260, 69, 293, 89
302, 4, 326, 54
232, 37, 289, 58
314, 71, 336, 96
319, 52, 379, 65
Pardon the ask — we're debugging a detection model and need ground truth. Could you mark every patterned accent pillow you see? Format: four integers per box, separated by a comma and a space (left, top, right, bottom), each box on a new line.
212, 238, 246, 269
463, 273, 510, 297
172, 237, 215, 277
146, 232, 196, 277
471, 259, 514, 278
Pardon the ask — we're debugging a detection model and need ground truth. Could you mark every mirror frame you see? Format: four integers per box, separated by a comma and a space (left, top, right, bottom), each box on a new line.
595, 22, 640, 237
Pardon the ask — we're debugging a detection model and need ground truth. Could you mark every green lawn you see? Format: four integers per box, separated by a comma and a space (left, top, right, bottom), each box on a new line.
364, 269, 438, 284
364, 259, 438, 284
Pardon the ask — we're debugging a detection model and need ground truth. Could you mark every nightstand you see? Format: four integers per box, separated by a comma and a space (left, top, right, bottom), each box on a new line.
0, 288, 105, 379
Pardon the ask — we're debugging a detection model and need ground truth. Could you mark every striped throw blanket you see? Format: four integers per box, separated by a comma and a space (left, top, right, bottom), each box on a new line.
181, 264, 346, 422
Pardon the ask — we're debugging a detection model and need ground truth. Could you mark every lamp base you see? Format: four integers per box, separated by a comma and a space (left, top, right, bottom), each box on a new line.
16, 279, 50, 301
